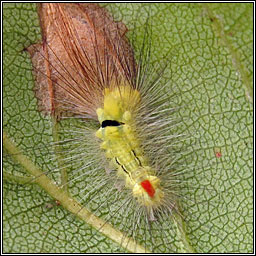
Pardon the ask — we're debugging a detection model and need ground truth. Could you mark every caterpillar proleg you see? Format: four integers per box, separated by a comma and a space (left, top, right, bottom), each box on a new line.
3, 3, 253, 254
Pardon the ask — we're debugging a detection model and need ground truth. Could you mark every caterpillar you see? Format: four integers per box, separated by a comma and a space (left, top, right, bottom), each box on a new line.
3, 3, 253, 254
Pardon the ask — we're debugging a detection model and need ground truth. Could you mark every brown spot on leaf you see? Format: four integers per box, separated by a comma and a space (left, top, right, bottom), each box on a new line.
28, 3, 136, 119
214, 148, 222, 158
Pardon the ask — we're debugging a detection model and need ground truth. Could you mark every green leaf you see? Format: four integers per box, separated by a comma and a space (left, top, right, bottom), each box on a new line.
3, 3, 253, 253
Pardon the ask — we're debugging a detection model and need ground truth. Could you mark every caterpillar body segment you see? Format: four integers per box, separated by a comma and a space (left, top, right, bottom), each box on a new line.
96, 86, 164, 208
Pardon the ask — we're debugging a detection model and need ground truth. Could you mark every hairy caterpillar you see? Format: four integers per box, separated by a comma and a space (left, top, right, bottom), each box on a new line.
3, 3, 253, 253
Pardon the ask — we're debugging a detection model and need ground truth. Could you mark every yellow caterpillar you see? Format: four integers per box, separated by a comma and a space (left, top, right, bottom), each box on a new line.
96, 86, 164, 207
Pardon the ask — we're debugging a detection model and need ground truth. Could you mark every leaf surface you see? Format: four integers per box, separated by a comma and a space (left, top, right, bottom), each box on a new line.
3, 3, 253, 253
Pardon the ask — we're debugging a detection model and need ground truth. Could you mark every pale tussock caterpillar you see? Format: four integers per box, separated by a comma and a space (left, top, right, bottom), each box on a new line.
3, 3, 252, 253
